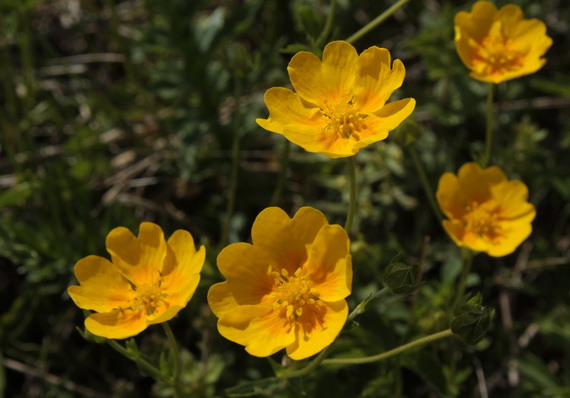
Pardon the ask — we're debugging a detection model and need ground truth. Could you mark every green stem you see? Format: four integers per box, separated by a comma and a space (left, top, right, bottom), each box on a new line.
315, 0, 336, 47
347, 287, 391, 324
345, 156, 357, 232
219, 78, 243, 250
107, 340, 167, 383
481, 83, 495, 168
408, 144, 443, 221
453, 249, 474, 308
162, 323, 182, 398
323, 329, 454, 366
345, 0, 411, 44
270, 140, 291, 206
281, 345, 333, 379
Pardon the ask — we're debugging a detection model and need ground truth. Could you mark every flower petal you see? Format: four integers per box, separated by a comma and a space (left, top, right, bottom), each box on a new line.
282, 123, 357, 158
217, 305, 296, 357
457, 162, 506, 203
216, 242, 275, 305
288, 41, 358, 107
286, 300, 347, 360
251, 207, 328, 275
306, 225, 352, 302
256, 87, 324, 134
208, 282, 239, 318
352, 98, 416, 149
106, 222, 167, 286
353, 47, 406, 114
68, 255, 135, 313
486, 221, 532, 257
161, 230, 205, 307
85, 309, 148, 339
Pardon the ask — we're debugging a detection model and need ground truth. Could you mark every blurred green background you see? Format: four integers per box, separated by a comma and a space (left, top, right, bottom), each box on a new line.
1, 0, 569, 397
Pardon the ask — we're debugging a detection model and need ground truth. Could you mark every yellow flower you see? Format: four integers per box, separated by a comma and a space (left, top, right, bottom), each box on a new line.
68, 222, 205, 339
454, 1, 552, 83
256, 41, 415, 158
208, 207, 352, 360
436, 162, 536, 257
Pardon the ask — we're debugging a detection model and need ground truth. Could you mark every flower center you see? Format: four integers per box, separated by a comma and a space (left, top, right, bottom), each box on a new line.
473, 22, 524, 77
463, 200, 504, 243
322, 97, 366, 139
130, 282, 167, 316
269, 268, 319, 321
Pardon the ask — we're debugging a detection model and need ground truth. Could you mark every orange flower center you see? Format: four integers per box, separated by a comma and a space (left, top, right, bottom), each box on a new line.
130, 282, 167, 316
322, 97, 366, 139
473, 22, 524, 77
463, 200, 504, 243
269, 268, 319, 322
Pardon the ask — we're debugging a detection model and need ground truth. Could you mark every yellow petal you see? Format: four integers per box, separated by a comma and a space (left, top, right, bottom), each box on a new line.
486, 221, 532, 257
208, 282, 239, 318
68, 255, 135, 313
251, 207, 328, 275
105, 223, 167, 286
217, 305, 296, 357
352, 98, 416, 149
457, 162, 506, 203
286, 300, 347, 360
282, 123, 357, 158
288, 41, 358, 107
353, 47, 406, 114
216, 242, 274, 305
496, 4, 524, 37
161, 230, 205, 307
85, 309, 147, 339
437, 172, 465, 219
455, 1, 497, 42
147, 304, 185, 325
306, 225, 352, 302
256, 87, 324, 134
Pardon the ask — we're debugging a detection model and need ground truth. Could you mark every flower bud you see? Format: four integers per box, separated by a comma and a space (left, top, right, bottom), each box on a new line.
383, 256, 420, 294
451, 293, 494, 345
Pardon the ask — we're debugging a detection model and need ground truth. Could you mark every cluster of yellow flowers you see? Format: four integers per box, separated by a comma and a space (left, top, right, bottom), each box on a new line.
68, 1, 550, 361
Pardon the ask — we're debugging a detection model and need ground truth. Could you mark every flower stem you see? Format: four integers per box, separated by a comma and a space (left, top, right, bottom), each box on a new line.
270, 140, 291, 206
345, 0, 411, 44
162, 323, 182, 398
107, 340, 168, 383
408, 144, 444, 221
219, 77, 243, 250
344, 156, 357, 232
315, 0, 337, 47
481, 83, 495, 168
453, 249, 474, 309
323, 329, 454, 366
347, 287, 391, 324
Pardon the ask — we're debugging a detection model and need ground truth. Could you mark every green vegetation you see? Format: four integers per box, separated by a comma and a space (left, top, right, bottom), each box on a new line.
1, 0, 569, 397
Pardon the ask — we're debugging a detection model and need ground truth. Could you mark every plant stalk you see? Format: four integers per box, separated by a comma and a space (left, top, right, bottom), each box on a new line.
346, 0, 411, 44
345, 156, 357, 232
323, 329, 454, 365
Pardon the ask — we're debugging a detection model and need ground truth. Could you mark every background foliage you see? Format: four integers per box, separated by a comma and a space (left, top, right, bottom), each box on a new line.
1, 0, 569, 397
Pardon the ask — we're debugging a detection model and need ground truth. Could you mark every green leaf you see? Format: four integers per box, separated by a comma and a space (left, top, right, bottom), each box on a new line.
0, 182, 34, 208
226, 377, 287, 397
402, 351, 448, 396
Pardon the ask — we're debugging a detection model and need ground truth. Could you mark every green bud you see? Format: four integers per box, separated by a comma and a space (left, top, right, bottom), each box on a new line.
451, 293, 495, 345
383, 256, 420, 294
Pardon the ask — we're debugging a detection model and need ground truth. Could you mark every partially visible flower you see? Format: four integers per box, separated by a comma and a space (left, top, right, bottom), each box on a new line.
208, 207, 352, 360
68, 223, 205, 339
256, 41, 415, 158
436, 162, 535, 257
454, 1, 552, 83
